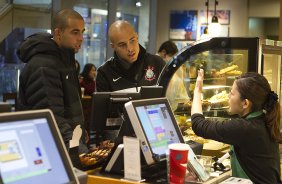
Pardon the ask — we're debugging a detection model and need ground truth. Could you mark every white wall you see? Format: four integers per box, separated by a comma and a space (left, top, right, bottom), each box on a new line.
13, 6, 51, 30
248, 0, 280, 18
138, 0, 150, 48
0, 6, 13, 42
249, 18, 265, 38
156, 0, 249, 49
0, 5, 51, 42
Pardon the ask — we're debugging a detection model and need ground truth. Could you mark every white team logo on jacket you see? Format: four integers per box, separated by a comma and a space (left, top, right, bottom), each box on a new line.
145, 65, 156, 81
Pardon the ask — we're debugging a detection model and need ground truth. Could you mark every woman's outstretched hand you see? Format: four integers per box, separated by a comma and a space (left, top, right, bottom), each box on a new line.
195, 69, 204, 93
191, 69, 204, 115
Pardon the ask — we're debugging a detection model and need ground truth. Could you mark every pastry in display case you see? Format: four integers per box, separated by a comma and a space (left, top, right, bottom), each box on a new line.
174, 85, 231, 144
157, 37, 260, 152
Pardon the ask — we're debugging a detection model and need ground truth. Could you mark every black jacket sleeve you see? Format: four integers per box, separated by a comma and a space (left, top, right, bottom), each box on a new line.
191, 113, 252, 146
22, 66, 75, 144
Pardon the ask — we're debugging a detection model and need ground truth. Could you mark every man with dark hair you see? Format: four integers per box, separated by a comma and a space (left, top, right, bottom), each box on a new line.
96, 20, 166, 92
157, 40, 178, 62
17, 9, 88, 166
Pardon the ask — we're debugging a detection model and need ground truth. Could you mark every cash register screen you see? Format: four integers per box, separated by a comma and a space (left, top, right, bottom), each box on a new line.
125, 98, 184, 163
0, 110, 77, 184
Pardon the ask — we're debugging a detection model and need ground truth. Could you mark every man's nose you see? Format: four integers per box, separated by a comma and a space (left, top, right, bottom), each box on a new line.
127, 43, 134, 52
78, 33, 84, 41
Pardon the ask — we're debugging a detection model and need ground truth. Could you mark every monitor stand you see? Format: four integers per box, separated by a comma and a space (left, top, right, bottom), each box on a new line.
102, 144, 167, 180
103, 144, 124, 174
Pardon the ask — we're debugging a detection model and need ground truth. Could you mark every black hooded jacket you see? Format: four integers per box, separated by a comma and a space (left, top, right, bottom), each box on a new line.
17, 33, 88, 153
96, 45, 166, 92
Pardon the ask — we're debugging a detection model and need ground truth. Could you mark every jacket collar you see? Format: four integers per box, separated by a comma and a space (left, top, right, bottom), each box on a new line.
244, 111, 264, 120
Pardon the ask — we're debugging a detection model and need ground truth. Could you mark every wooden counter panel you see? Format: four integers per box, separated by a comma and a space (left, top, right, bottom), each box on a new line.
88, 174, 145, 184
87, 170, 231, 184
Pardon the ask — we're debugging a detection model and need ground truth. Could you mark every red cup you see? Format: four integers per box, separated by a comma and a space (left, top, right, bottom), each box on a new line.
168, 143, 189, 184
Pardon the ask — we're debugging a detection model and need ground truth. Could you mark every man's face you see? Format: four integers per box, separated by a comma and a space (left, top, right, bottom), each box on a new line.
110, 28, 140, 63
56, 18, 85, 53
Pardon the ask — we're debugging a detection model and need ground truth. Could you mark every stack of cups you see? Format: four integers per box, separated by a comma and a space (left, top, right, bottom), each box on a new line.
167, 143, 190, 184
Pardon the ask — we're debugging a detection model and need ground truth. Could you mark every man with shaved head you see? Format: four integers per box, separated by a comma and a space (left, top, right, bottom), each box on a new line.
96, 20, 166, 92
17, 9, 88, 167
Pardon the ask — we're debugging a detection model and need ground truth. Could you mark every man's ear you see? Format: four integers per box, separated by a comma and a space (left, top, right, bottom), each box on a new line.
110, 43, 114, 49
53, 28, 61, 39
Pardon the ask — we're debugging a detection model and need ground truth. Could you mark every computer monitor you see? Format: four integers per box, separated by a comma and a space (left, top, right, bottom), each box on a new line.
103, 97, 184, 176
139, 86, 163, 99
90, 92, 141, 143
124, 97, 184, 165
90, 86, 164, 144
0, 109, 78, 184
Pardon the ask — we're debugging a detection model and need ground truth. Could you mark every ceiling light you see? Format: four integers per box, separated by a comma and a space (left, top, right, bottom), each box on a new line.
208, 0, 221, 37
136, 1, 142, 7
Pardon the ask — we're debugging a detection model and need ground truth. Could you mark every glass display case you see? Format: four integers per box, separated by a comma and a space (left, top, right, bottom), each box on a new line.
261, 40, 282, 130
157, 37, 260, 148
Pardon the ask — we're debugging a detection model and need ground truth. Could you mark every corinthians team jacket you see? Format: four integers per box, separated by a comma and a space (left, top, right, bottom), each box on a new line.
96, 45, 166, 92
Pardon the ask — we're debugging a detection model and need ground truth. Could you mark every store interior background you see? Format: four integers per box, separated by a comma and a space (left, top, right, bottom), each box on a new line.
0, 0, 281, 100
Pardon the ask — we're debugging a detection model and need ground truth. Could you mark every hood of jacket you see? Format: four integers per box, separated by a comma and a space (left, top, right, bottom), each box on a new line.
17, 33, 60, 63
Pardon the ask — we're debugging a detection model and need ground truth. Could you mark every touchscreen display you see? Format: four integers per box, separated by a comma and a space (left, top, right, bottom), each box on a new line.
135, 103, 181, 157
0, 118, 70, 184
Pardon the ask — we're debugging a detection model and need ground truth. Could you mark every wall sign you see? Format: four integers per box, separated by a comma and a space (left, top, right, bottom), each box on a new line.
169, 10, 198, 40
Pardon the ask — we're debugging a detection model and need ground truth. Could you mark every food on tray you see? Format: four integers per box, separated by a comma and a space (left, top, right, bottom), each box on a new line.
185, 134, 209, 144
175, 115, 188, 126
177, 117, 191, 135
175, 100, 211, 114
209, 90, 229, 102
185, 127, 195, 136
226, 70, 242, 76
202, 100, 212, 110
174, 101, 192, 114
218, 65, 239, 75
79, 140, 114, 166
208, 90, 229, 109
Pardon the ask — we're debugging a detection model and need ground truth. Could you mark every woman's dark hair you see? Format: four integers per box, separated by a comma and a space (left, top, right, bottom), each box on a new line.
81, 63, 96, 81
158, 40, 178, 56
235, 72, 281, 142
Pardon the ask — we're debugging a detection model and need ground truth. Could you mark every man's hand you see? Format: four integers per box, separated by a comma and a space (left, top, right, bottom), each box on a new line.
195, 69, 204, 93
191, 69, 204, 115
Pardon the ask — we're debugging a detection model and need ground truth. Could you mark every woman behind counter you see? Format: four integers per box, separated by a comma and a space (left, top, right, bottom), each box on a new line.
191, 69, 281, 184
80, 63, 96, 96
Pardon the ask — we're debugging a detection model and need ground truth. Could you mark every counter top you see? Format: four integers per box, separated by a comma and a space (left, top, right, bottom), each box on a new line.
87, 169, 231, 184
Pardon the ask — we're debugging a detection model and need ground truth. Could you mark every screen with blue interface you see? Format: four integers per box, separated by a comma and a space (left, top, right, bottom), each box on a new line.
0, 118, 70, 184
135, 103, 181, 157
